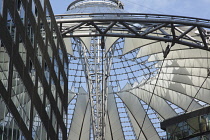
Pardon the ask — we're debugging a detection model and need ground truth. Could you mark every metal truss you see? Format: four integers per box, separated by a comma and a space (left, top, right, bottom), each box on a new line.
56, 13, 210, 51
79, 37, 105, 140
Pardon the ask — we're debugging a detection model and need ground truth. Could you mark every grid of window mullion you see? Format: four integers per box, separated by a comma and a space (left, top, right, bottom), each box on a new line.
0, 78, 32, 139
1, 6, 36, 139
34, 0, 67, 92
34, 0, 67, 119
20, 0, 67, 138
0, 0, 67, 139
34, 0, 68, 138
1, 1, 60, 139
44, 0, 68, 63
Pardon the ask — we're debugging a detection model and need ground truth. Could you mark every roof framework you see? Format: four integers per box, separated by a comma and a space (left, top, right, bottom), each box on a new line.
56, 0, 210, 140
56, 13, 210, 51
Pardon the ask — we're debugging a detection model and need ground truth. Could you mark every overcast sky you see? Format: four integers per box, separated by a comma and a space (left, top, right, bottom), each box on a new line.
50, 0, 210, 19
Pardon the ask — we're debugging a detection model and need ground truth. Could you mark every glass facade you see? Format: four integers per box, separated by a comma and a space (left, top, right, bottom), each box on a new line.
0, 0, 68, 139
0, 97, 25, 140
166, 114, 210, 140
161, 107, 210, 140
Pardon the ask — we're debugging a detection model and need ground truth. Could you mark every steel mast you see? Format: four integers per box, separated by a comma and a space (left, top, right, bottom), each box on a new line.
79, 36, 107, 140
76, 34, 112, 140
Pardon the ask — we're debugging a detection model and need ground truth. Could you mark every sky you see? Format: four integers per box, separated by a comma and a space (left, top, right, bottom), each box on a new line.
50, 0, 210, 19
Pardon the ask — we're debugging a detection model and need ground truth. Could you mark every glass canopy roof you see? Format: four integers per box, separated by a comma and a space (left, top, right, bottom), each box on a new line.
56, 0, 210, 139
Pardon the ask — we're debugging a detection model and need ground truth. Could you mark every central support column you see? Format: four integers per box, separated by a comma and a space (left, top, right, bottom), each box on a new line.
78, 36, 110, 140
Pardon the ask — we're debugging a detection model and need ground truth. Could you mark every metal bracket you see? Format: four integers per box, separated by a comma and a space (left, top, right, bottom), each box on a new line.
163, 43, 174, 58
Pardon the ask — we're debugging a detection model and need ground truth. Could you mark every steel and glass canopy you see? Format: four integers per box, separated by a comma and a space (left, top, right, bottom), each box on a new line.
55, 0, 210, 139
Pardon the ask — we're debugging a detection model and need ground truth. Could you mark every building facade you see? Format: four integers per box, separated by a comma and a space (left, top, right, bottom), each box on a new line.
0, 0, 68, 139
161, 106, 210, 140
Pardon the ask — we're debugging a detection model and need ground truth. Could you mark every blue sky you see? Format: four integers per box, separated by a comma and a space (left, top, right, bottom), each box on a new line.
50, 0, 210, 19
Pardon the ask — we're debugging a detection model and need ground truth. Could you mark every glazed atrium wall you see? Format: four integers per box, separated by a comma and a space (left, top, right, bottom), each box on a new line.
161, 106, 210, 140
0, 0, 68, 139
